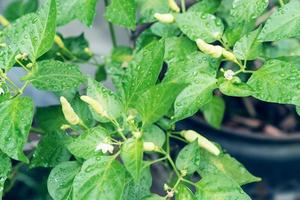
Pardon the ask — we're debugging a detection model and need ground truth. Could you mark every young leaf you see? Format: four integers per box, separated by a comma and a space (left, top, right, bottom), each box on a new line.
48, 161, 81, 200
0, 97, 34, 162
175, 141, 201, 175
231, 0, 268, 22
135, 82, 186, 125
87, 78, 123, 121
258, 0, 300, 42
202, 96, 225, 129
68, 126, 109, 159
142, 125, 165, 147
173, 77, 217, 122
25, 60, 85, 91
73, 156, 128, 200
104, 0, 136, 29
176, 12, 224, 42
198, 150, 261, 186
56, 0, 98, 27
36, 106, 67, 133
176, 183, 195, 200
195, 174, 251, 200
123, 40, 164, 108
233, 27, 263, 60
121, 138, 144, 182
0, 152, 11, 199
248, 60, 300, 106
30, 132, 72, 168
123, 165, 152, 200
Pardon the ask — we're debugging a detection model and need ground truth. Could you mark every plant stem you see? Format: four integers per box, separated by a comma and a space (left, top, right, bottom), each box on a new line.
169, 134, 187, 143
104, 0, 117, 47
181, 0, 186, 12
144, 156, 167, 168
30, 127, 45, 134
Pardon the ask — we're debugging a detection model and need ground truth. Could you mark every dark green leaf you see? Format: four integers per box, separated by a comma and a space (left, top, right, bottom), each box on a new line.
104, 0, 136, 29
68, 126, 109, 159
30, 132, 72, 168
4, 0, 38, 22
63, 34, 92, 61
202, 96, 225, 129
136, 82, 185, 124
175, 141, 201, 175
150, 22, 180, 38
0, 152, 11, 199
0, 97, 34, 162
25, 60, 85, 91
71, 94, 95, 127
176, 12, 224, 42
73, 156, 128, 200
48, 161, 81, 200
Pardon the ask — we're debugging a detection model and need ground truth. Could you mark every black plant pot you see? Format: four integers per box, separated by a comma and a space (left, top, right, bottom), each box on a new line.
177, 116, 300, 199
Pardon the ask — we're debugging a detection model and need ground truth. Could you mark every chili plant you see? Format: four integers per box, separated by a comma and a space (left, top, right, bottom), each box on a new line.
0, 0, 299, 199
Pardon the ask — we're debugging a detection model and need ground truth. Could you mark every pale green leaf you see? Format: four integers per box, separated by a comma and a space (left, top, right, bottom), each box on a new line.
137, 0, 169, 23
231, 0, 268, 22
104, 0, 136, 29
195, 174, 251, 200
189, 0, 221, 14
73, 156, 128, 200
56, 0, 98, 27
176, 183, 195, 200
123, 40, 165, 108
219, 81, 254, 97
259, 0, 300, 41
25, 60, 85, 91
150, 22, 180, 38
142, 125, 165, 147
0, 97, 34, 162
48, 161, 81, 200
175, 141, 201, 174
142, 194, 165, 200
202, 96, 225, 129
248, 60, 300, 105
0, 152, 11, 199
176, 12, 224, 42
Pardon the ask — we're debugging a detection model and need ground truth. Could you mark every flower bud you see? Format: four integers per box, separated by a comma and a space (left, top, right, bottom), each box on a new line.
143, 142, 159, 152
154, 13, 175, 24
224, 69, 235, 80
60, 124, 71, 130
84, 47, 93, 57
196, 39, 223, 58
168, 0, 180, 13
222, 49, 238, 63
80, 95, 109, 118
132, 131, 142, 139
60, 96, 81, 125
0, 15, 9, 27
181, 130, 220, 156
54, 35, 65, 49
26, 63, 33, 69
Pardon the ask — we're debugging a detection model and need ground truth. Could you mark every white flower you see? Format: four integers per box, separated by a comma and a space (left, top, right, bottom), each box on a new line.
0, 87, 4, 95
224, 69, 235, 80
95, 142, 114, 154
166, 190, 174, 198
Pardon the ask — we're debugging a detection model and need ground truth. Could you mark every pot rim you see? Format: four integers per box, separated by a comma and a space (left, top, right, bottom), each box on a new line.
189, 116, 300, 142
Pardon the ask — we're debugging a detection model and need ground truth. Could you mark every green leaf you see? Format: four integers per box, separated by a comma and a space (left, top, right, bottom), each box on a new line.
56, 0, 98, 27
223, 21, 254, 47
176, 183, 195, 200
0, 152, 11, 199
164, 36, 197, 65
123, 165, 152, 200
173, 77, 217, 122
30, 132, 72, 168
87, 78, 123, 121
0, 97, 34, 162
175, 141, 201, 175
142, 194, 165, 200
21, 0, 57, 60
123, 40, 165, 108
136, 82, 186, 124
73, 156, 128, 200
248, 60, 300, 106
150, 22, 180, 38
137, 0, 169, 23
104, 0, 136, 29
188, 0, 221, 14
198, 150, 261, 186
258, 0, 300, 41
48, 161, 81, 200
233, 27, 263, 60
264, 39, 300, 58
176, 12, 224, 42
68, 126, 109, 159
25, 60, 85, 91
195, 174, 251, 200
231, 0, 268, 22
36, 106, 67, 133
63, 34, 92, 61
71, 94, 95, 127
4, 0, 38, 22
121, 138, 144, 182
142, 125, 165, 147
202, 96, 225, 129
219, 81, 254, 97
